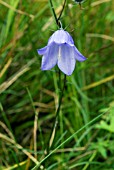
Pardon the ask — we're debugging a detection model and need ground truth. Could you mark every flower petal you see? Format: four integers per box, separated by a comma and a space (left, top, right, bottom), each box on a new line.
37, 46, 47, 55
57, 44, 76, 75
74, 47, 87, 61
65, 31, 74, 45
41, 43, 58, 70
48, 30, 74, 45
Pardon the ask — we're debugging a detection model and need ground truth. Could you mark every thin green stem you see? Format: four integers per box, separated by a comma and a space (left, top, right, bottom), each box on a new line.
49, 0, 59, 27
54, 74, 66, 122
58, 69, 62, 90
58, 0, 67, 21
47, 74, 66, 154
49, 0, 67, 28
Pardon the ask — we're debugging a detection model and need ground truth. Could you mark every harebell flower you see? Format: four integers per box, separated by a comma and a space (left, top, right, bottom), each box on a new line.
38, 29, 86, 76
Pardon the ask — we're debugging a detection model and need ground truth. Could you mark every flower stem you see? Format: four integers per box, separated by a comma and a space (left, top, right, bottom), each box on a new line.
47, 74, 66, 154
58, 0, 67, 21
49, 0, 59, 27
49, 0, 67, 28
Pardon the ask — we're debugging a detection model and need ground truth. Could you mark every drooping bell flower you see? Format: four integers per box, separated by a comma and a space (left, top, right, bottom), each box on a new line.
38, 29, 86, 76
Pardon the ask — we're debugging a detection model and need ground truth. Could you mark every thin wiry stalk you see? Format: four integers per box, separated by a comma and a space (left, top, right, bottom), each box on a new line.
58, 0, 67, 21
49, 0, 67, 28
49, 0, 59, 27
47, 74, 66, 154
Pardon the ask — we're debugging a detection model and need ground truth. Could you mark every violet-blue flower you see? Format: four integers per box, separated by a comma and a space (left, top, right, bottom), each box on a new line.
38, 29, 86, 76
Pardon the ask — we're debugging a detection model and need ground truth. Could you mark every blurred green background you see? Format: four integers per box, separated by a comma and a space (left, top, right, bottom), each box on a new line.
0, 0, 114, 169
